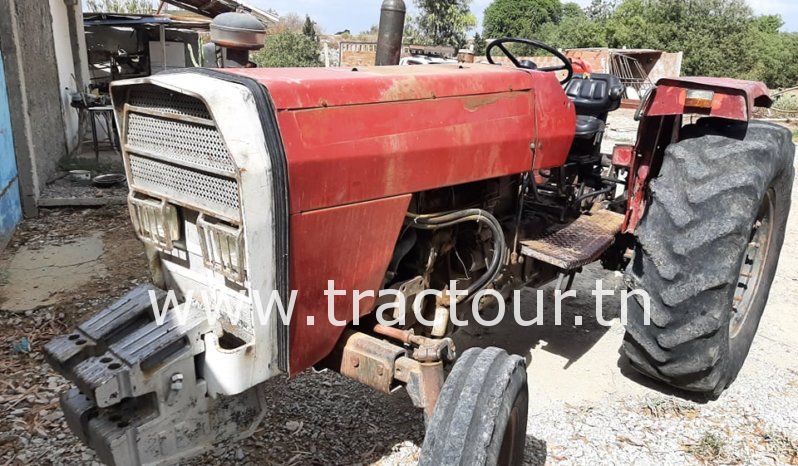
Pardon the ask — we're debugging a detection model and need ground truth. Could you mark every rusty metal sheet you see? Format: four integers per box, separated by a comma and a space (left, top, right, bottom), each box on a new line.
224, 64, 538, 110
288, 195, 411, 374
221, 65, 575, 214
520, 209, 625, 270
649, 77, 772, 121
335, 332, 406, 393
158, 0, 278, 24
212, 64, 577, 374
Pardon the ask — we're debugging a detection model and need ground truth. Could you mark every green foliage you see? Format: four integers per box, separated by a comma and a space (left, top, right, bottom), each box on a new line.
360, 24, 379, 36
473, 32, 487, 55
540, 13, 608, 49
585, 0, 616, 21
605, 0, 755, 78
481, 0, 798, 88
743, 19, 798, 88
561, 2, 586, 19
403, 15, 430, 45
86, 0, 153, 13
414, 0, 477, 49
483, 0, 563, 39
252, 31, 322, 68
774, 92, 798, 112
303, 15, 319, 43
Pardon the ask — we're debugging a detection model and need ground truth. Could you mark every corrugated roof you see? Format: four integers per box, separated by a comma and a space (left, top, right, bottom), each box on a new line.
83, 13, 210, 28
159, 0, 279, 25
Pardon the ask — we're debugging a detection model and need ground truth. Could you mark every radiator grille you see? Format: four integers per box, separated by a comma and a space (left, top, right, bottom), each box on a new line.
129, 155, 240, 220
126, 113, 235, 173
128, 86, 212, 120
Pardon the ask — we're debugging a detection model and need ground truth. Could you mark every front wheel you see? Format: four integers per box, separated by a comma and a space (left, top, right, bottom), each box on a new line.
623, 119, 794, 397
420, 347, 528, 466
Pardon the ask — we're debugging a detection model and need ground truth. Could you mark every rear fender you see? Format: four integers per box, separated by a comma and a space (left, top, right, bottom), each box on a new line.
623, 77, 772, 233
644, 77, 772, 122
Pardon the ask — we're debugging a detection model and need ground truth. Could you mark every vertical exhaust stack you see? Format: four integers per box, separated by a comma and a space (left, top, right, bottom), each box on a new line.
376, 0, 406, 66
203, 12, 266, 68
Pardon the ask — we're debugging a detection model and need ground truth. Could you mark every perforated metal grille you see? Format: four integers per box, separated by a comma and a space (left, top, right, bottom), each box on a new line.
126, 113, 235, 173
129, 155, 241, 220
127, 86, 211, 120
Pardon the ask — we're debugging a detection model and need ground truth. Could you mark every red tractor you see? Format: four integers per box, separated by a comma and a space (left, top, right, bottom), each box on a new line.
45, 31, 793, 465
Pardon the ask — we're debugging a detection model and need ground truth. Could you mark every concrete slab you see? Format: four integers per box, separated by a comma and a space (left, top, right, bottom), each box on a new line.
0, 233, 106, 312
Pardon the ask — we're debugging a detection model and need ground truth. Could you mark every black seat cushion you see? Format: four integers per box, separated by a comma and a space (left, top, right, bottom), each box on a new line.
565, 73, 624, 118
575, 115, 605, 139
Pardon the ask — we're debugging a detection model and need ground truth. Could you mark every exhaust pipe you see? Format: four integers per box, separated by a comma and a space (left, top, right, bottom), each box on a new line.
376, 0, 406, 66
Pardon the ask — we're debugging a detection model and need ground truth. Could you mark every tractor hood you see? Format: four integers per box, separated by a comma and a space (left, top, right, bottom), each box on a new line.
222, 63, 539, 110
222, 64, 576, 214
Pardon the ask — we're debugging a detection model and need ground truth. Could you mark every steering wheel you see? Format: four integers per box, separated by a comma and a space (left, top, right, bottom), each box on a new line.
487, 38, 574, 84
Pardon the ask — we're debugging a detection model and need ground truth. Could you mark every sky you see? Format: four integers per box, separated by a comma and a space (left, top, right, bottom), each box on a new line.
248, 0, 798, 35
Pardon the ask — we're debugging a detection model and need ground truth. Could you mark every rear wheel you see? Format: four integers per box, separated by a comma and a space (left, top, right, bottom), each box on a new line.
420, 347, 528, 466
623, 119, 794, 397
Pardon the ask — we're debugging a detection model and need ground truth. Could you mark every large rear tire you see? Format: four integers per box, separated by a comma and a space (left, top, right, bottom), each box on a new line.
623, 119, 794, 397
420, 347, 528, 466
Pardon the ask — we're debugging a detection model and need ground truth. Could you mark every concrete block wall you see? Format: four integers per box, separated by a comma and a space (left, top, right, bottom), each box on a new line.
0, 0, 72, 216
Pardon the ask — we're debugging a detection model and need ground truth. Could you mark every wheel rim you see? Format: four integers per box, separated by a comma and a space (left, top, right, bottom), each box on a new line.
730, 189, 774, 339
497, 405, 521, 465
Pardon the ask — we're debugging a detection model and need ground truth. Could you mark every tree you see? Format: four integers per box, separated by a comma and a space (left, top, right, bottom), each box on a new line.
414, 0, 477, 49
360, 25, 379, 36
473, 32, 487, 55
541, 13, 608, 48
86, 0, 154, 13
605, 0, 756, 78
537, 1, 609, 48
270, 12, 304, 34
585, 0, 617, 21
743, 17, 798, 88
478, 0, 798, 89
252, 31, 322, 68
483, 0, 563, 39
561, 2, 585, 19
403, 15, 430, 45
303, 15, 319, 43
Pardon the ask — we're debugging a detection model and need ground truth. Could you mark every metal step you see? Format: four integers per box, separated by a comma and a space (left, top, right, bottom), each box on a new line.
520, 209, 625, 270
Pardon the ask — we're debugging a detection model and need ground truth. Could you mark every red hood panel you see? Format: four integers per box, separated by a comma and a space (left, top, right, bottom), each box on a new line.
222, 65, 576, 214
223, 64, 538, 110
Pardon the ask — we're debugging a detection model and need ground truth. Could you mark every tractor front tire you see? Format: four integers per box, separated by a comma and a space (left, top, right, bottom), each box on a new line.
420, 347, 528, 466
623, 118, 794, 398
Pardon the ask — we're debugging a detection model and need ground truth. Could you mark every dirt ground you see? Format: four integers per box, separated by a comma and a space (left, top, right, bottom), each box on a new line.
1, 140, 797, 464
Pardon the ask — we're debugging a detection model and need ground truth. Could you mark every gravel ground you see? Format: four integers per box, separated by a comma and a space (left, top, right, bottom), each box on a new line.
1, 155, 797, 464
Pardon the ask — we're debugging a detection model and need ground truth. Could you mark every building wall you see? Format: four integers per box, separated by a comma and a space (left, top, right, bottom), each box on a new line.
338, 42, 457, 67
0, 50, 22, 249
650, 52, 683, 83
50, 0, 81, 152
0, 0, 70, 215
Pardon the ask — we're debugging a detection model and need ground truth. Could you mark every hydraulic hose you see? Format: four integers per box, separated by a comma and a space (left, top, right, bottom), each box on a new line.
406, 209, 506, 301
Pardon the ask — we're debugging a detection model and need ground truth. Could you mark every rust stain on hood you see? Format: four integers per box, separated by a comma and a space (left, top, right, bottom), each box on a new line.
381, 76, 433, 102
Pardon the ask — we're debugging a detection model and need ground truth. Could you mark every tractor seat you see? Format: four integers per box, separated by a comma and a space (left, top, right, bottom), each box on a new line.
575, 115, 606, 139
565, 73, 624, 139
